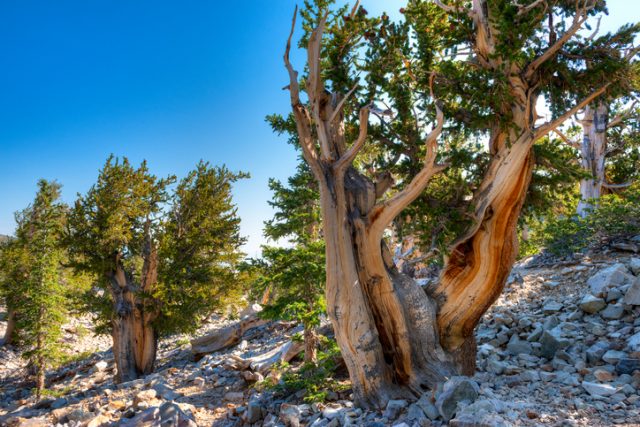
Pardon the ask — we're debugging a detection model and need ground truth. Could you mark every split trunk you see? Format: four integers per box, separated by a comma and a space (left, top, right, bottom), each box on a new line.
109, 237, 159, 383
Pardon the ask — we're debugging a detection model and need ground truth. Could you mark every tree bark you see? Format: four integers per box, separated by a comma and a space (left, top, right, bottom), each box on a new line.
284, 16, 454, 407
303, 323, 318, 364
35, 355, 45, 399
109, 226, 159, 383
577, 103, 608, 217
191, 305, 268, 357
283, 4, 609, 409
435, 131, 536, 372
1, 307, 16, 346
109, 267, 158, 383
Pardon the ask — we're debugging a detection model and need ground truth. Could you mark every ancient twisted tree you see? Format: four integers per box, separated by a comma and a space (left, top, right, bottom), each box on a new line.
282, 0, 638, 408
68, 157, 245, 382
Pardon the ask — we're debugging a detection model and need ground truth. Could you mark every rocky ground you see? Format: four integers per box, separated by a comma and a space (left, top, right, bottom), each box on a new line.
1, 246, 640, 427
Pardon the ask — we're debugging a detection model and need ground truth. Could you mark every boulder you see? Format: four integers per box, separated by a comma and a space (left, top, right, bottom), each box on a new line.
506, 336, 532, 355
579, 295, 606, 314
581, 381, 618, 397
435, 377, 479, 421
602, 350, 626, 364
246, 401, 265, 424
587, 264, 635, 296
628, 331, 640, 352
133, 389, 158, 409
66, 409, 95, 423
279, 403, 302, 427
120, 402, 197, 427
50, 398, 67, 410
616, 358, 640, 375
383, 399, 407, 420
84, 413, 111, 427
93, 361, 108, 372
542, 301, 563, 314
223, 391, 244, 403
406, 403, 431, 426
600, 304, 625, 320
623, 278, 640, 305
539, 330, 570, 360
9, 417, 49, 427
416, 394, 440, 420
629, 258, 640, 276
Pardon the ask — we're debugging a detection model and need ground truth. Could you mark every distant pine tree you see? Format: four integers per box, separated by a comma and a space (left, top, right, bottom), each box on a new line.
0, 180, 68, 397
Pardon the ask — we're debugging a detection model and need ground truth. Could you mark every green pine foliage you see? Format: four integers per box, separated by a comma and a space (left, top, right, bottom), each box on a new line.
524, 182, 640, 257
245, 157, 326, 362
67, 156, 247, 337
249, 243, 326, 329
157, 162, 248, 335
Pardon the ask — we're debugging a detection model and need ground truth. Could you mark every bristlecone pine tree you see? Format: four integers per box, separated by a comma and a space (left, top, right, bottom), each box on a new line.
574, 99, 639, 216
67, 156, 246, 382
0, 180, 68, 397
280, 0, 639, 408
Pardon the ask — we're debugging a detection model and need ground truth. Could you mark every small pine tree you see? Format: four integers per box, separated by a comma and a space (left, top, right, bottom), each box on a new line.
1, 180, 68, 397
249, 242, 325, 363
247, 162, 325, 363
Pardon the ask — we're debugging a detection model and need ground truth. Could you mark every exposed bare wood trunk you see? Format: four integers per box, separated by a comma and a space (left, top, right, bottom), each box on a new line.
1, 307, 16, 346
577, 103, 608, 217
303, 324, 318, 363
284, 13, 453, 408
435, 132, 536, 373
284, 2, 609, 409
110, 225, 159, 383
430, 0, 609, 373
225, 339, 305, 373
110, 270, 158, 382
191, 305, 268, 356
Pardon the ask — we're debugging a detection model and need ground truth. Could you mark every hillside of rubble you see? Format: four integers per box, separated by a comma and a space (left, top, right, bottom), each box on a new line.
1, 244, 640, 427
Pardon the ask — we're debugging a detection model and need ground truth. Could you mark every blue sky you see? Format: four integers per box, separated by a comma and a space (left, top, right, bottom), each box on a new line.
0, 1, 636, 255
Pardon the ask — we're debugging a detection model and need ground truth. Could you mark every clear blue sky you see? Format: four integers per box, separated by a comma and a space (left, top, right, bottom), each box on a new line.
0, 1, 636, 256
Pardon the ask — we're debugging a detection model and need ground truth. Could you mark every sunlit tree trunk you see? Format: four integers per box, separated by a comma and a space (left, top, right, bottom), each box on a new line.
431, 0, 608, 374
284, 2, 611, 409
110, 225, 159, 383
577, 103, 608, 217
1, 307, 16, 346
285, 16, 453, 408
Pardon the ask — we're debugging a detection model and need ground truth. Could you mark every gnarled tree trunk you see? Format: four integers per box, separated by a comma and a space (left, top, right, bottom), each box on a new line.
577, 103, 608, 217
431, 0, 609, 376
285, 16, 454, 408
303, 323, 318, 364
1, 307, 16, 346
109, 227, 159, 383
284, 2, 609, 409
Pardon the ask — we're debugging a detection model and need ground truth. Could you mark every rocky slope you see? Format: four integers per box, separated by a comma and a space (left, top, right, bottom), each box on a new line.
1, 248, 640, 427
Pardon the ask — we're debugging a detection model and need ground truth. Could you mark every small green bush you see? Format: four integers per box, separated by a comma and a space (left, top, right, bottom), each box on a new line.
528, 183, 640, 257
261, 336, 348, 403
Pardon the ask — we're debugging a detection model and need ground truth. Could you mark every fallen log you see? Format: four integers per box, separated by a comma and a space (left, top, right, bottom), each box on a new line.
190, 304, 269, 356
223, 339, 305, 373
